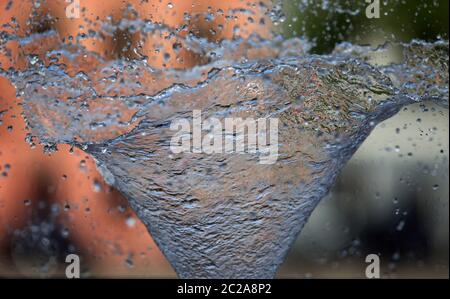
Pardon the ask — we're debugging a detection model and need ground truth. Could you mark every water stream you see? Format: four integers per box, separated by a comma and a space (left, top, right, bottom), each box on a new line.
0, 2, 448, 278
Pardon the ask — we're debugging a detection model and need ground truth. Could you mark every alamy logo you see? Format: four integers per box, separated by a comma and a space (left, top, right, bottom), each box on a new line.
65, 0, 81, 19
170, 110, 279, 165
365, 254, 381, 279
365, 0, 380, 19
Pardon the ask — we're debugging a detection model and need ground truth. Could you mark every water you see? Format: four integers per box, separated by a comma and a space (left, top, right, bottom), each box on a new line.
0, 2, 448, 279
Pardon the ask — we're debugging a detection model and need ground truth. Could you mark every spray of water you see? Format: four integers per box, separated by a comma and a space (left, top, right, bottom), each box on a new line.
0, 1, 448, 278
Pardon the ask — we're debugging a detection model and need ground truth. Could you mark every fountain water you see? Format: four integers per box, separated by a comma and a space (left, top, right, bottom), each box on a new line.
0, 1, 448, 278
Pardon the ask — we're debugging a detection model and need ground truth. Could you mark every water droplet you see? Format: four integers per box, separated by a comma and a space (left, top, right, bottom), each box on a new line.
126, 217, 136, 228
396, 220, 405, 231
92, 180, 102, 193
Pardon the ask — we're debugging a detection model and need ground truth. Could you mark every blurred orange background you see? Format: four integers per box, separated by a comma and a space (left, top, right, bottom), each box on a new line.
0, 0, 271, 277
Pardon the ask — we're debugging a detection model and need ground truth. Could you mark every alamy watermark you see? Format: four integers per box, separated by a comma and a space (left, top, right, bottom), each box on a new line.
65, 254, 80, 279
170, 110, 279, 165
65, 0, 81, 19
365, 254, 381, 279
365, 0, 380, 19
65, 1, 380, 20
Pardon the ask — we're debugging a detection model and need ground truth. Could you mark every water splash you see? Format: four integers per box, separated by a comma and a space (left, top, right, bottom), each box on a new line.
0, 12, 448, 279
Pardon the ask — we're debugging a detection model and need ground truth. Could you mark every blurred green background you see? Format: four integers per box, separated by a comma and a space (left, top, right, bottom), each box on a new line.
281, 0, 449, 53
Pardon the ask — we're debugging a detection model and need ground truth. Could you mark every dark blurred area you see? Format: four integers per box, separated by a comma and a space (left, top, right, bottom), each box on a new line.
0, 0, 448, 278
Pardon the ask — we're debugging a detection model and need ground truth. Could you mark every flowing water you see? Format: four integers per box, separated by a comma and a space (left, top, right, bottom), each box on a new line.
0, 1, 448, 278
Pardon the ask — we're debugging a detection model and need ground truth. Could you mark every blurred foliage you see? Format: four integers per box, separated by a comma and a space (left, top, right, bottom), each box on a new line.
281, 0, 449, 53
